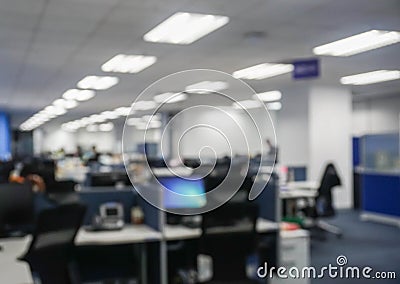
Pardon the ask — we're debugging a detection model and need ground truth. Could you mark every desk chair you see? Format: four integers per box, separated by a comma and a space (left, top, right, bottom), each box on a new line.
18, 203, 86, 284
305, 163, 342, 238
0, 183, 34, 238
198, 202, 259, 283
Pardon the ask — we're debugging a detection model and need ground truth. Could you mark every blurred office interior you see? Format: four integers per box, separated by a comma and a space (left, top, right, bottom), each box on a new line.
0, 0, 399, 283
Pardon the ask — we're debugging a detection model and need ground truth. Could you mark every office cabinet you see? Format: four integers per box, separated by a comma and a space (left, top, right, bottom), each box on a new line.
271, 230, 310, 284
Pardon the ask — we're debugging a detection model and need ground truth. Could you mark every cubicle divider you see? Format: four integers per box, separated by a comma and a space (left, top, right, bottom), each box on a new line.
78, 186, 137, 225
32, 174, 279, 284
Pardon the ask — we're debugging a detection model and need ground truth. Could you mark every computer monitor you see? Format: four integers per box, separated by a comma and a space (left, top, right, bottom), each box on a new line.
158, 176, 206, 210
89, 172, 130, 187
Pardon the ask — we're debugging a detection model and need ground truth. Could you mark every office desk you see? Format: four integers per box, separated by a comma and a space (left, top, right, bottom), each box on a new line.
280, 186, 317, 218
163, 218, 278, 241
76, 224, 161, 284
280, 189, 317, 200
285, 181, 319, 191
0, 225, 161, 284
76, 224, 161, 245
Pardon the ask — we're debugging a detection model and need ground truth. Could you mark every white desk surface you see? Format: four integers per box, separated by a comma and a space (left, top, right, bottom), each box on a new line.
285, 181, 319, 190
163, 224, 202, 241
0, 236, 33, 284
163, 218, 278, 241
279, 189, 317, 199
75, 224, 162, 246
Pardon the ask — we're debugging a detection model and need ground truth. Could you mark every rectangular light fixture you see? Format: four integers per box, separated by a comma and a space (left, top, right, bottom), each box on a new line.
253, 90, 282, 102
340, 70, 400, 85
267, 102, 282, 111
232, 100, 262, 109
313, 30, 400, 56
101, 54, 157, 73
185, 81, 228, 94
143, 12, 229, 44
132, 100, 156, 111
77, 76, 119, 90
233, 63, 294, 80
153, 92, 187, 103
63, 89, 95, 101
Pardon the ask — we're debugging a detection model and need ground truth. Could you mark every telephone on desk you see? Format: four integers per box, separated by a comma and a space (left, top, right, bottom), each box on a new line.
86, 202, 124, 231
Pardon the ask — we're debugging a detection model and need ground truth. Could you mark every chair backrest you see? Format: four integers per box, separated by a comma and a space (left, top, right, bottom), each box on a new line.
0, 161, 14, 183
316, 163, 342, 217
200, 202, 259, 281
0, 183, 34, 235
25, 203, 86, 259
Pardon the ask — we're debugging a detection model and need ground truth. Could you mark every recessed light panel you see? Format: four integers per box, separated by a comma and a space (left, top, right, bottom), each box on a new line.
313, 30, 400, 56
143, 12, 229, 44
340, 70, 400, 85
233, 63, 294, 80
185, 81, 228, 94
63, 89, 96, 101
77, 76, 119, 90
153, 92, 187, 103
253, 91, 282, 102
102, 54, 157, 73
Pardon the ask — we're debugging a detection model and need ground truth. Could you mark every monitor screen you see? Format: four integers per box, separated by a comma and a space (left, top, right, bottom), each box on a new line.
106, 208, 119, 216
159, 176, 206, 209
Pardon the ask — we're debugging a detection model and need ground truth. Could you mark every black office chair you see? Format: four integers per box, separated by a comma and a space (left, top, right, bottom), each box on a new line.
306, 163, 342, 238
18, 203, 86, 284
198, 202, 259, 283
0, 183, 35, 237
0, 160, 14, 183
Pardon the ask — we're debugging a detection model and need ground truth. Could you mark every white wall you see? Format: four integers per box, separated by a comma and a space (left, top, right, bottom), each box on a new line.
36, 121, 162, 155
276, 86, 309, 166
38, 124, 77, 153
167, 107, 277, 159
352, 95, 400, 135
309, 86, 352, 208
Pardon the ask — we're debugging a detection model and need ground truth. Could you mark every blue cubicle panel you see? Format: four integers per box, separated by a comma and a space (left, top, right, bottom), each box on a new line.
0, 112, 11, 160
362, 174, 400, 217
352, 137, 360, 167
78, 188, 138, 225
254, 173, 279, 222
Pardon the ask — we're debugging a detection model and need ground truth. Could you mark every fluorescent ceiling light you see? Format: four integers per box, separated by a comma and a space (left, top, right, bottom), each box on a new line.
89, 114, 106, 123
102, 54, 157, 73
233, 63, 294, 80
114, 107, 131, 116
143, 12, 229, 45
53, 98, 78, 109
253, 91, 282, 102
232, 100, 262, 109
340, 70, 400, 85
101, 111, 119, 120
132, 100, 156, 111
153, 92, 187, 103
77, 76, 119, 90
99, 122, 114, 132
185, 81, 228, 94
45, 105, 66, 116
63, 89, 96, 101
267, 102, 282, 111
313, 30, 400, 56
62, 123, 78, 132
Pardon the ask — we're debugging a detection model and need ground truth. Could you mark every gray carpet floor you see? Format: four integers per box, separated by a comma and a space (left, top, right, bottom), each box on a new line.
311, 210, 400, 284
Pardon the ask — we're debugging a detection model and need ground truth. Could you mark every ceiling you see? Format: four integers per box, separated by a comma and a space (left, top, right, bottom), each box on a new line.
1, 0, 399, 126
